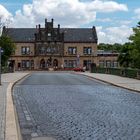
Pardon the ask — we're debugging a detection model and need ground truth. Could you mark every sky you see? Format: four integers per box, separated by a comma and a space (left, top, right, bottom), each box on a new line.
0, 0, 140, 44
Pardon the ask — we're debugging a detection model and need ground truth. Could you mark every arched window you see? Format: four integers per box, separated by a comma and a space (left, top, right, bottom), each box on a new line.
40, 59, 45, 69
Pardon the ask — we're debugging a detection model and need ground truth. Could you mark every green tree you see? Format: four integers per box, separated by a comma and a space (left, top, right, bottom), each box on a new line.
118, 43, 133, 67
98, 43, 122, 52
117, 22, 140, 69
0, 35, 15, 67
128, 22, 140, 69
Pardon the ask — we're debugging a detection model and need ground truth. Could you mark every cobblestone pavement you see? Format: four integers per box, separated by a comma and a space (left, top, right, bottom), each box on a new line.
13, 72, 140, 140
0, 83, 8, 140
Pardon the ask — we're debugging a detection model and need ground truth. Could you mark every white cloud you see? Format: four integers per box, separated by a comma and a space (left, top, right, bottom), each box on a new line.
87, 0, 128, 13
0, 4, 13, 34
134, 8, 140, 19
97, 25, 133, 44
0, 1, 131, 44
10, 0, 128, 28
11, 0, 96, 27
96, 18, 112, 22
134, 8, 140, 15
0, 4, 13, 24
118, 20, 132, 25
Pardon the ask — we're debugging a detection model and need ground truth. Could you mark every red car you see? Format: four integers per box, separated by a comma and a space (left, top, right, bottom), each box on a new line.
73, 67, 85, 72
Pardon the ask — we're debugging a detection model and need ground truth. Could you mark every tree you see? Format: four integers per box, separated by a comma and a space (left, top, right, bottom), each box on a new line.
0, 16, 15, 67
98, 43, 122, 52
128, 22, 140, 69
129, 22, 140, 51
0, 35, 16, 67
117, 22, 140, 69
118, 42, 133, 67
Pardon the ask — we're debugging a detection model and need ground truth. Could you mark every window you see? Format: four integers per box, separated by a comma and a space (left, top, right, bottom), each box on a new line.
83, 47, 92, 55
64, 60, 77, 68
112, 61, 118, 68
21, 47, 30, 55
46, 46, 59, 54
39, 46, 46, 55
99, 60, 104, 68
83, 60, 91, 70
21, 60, 30, 69
64, 60, 68, 67
31, 60, 34, 68
21, 60, 34, 69
106, 60, 111, 68
68, 47, 77, 55
51, 46, 59, 54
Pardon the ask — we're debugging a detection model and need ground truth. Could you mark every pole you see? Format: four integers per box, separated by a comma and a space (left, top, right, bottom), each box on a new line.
0, 47, 1, 85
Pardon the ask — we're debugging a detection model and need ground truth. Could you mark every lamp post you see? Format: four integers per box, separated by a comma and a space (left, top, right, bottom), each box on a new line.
0, 47, 1, 85
30, 51, 33, 70
0, 47, 4, 85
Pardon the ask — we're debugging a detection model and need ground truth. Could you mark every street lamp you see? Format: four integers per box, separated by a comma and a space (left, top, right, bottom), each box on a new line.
29, 51, 33, 70
0, 47, 4, 85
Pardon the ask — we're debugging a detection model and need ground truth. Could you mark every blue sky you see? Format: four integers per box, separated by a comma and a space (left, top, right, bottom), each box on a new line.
0, 0, 140, 44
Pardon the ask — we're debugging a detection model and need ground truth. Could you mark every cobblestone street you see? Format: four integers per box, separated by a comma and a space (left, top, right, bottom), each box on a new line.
13, 72, 140, 140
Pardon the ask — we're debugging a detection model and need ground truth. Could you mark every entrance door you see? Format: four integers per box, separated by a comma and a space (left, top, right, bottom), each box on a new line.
83, 60, 91, 70
40, 59, 45, 69
53, 59, 58, 68
8, 60, 15, 72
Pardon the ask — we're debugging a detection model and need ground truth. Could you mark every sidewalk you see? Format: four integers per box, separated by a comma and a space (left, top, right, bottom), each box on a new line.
0, 72, 29, 140
79, 72, 140, 92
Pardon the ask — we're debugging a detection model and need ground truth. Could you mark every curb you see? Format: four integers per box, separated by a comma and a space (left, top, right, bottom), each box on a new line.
77, 72, 140, 93
5, 73, 30, 140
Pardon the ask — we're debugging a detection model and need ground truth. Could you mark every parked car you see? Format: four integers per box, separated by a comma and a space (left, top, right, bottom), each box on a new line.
73, 67, 85, 72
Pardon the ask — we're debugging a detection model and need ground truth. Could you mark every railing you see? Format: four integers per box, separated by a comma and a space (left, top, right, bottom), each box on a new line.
91, 67, 140, 79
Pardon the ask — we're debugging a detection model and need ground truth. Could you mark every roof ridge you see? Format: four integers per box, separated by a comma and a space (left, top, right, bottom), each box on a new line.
6, 28, 36, 29
6, 27, 92, 29
60, 28, 92, 29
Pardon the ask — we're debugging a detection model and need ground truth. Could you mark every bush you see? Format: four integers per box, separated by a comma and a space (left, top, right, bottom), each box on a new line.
91, 67, 140, 79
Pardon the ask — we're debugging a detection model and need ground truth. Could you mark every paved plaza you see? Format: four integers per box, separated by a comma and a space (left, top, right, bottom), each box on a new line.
13, 72, 140, 140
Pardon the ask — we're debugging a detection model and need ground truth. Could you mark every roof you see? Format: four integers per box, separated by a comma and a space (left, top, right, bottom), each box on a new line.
2, 27, 98, 43
3, 28, 37, 42
60, 28, 97, 43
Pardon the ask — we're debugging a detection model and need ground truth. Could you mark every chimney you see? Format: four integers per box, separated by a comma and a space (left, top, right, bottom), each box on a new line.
58, 24, 60, 29
51, 18, 54, 23
45, 18, 47, 28
51, 18, 54, 28
39, 24, 41, 29
45, 18, 47, 23
57, 24, 60, 34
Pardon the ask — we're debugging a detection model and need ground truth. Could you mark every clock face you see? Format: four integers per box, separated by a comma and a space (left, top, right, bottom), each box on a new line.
48, 33, 51, 37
